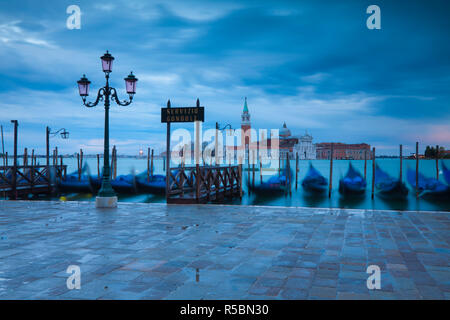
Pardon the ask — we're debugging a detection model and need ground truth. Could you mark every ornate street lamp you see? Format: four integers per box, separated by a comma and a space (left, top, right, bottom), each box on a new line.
48, 128, 70, 139
77, 51, 138, 208
46, 127, 70, 167
215, 122, 233, 165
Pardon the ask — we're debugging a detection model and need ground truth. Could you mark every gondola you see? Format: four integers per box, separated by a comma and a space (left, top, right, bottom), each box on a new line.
339, 163, 366, 196
407, 169, 450, 198
110, 174, 137, 194
301, 164, 328, 193
249, 175, 287, 195
58, 171, 94, 193
135, 174, 166, 194
375, 165, 408, 199
442, 162, 450, 186
249, 168, 291, 195
91, 174, 137, 194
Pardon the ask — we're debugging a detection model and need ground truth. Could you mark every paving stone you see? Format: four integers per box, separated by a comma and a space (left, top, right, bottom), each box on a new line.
0, 200, 448, 300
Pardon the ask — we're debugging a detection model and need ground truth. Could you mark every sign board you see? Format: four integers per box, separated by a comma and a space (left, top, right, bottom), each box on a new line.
161, 107, 204, 123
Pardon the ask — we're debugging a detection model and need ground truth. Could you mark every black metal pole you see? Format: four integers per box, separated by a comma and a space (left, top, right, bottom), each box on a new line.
166, 99, 171, 201
46, 126, 50, 167
1, 125, 5, 170
416, 142, 419, 199
11, 120, 18, 200
98, 75, 115, 198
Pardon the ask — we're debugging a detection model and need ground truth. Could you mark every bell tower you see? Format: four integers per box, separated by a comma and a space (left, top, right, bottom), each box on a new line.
241, 97, 251, 151
241, 97, 251, 130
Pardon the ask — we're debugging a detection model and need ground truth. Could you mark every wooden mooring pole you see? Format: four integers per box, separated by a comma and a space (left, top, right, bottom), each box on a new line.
416, 142, 419, 199
97, 154, 100, 178
328, 143, 333, 198
252, 150, 255, 189
23, 148, 28, 166
364, 150, 367, 180
147, 147, 150, 182
77, 152, 80, 181
247, 149, 250, 186
295, 152, 298, 190
436, 144, 439, 180
1, 125, 5, 170
113, 147, 117, 179
239, 156, 243, 200
278, 155, 281, 176
151, 149, 154, 178
110, 146, 115, 179
11, 120, 18, 200
259, 156, 262, 184
288, 154, 291, 196
371, 147, 375, 200
399, 144, 403, 182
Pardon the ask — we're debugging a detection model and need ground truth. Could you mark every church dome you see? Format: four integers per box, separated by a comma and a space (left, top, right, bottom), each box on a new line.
300, 131, 313, 142
280, 122, 291, 138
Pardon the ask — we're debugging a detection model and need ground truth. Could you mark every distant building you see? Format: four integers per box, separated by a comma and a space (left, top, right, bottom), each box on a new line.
278, 122, 298, 159
293, 131, 316, 160
316, 143, 371, 160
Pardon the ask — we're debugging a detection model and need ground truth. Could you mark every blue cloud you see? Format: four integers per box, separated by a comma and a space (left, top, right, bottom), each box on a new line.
0, 0, 449, 155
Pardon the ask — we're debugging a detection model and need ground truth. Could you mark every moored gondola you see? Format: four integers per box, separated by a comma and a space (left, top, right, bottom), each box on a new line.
110, 174, 137, 194
301, 163, 328, 193
442, 162, 450, 186
249, 167, 291, 195
58, 171, 94, 193
339, 163, 366, 196
375, 165, 408, 199
407, 168, 450, 198
135, 173, 166, 194
91, 173, 137, 194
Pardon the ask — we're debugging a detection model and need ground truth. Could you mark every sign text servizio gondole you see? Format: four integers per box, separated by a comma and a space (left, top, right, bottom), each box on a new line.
161, 106, 204, 123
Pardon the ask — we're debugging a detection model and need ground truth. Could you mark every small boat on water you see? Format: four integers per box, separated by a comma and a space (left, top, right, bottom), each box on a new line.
136, 173, 166, 194
91, 174, 137, 194
110, 174, 137, 194
58, 171, 93, 193
339, 163, 366, 196
301, 164, 328, 193
249, 175, 287, 195
442, 162, 450, 185
407, 168, 450, 198
375, 165, 408, 199
249, 168, 291, 195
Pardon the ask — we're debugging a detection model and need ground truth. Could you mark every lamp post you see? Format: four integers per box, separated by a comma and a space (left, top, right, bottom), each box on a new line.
77, 51, 138, 208
215, 122, 233, 165
46, 127, 69, 166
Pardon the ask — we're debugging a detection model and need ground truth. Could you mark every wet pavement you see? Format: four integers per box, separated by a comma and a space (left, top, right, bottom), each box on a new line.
0, 200, 449, 300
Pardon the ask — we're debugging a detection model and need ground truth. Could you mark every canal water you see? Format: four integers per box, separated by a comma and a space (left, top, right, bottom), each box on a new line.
51, 157, 450, 212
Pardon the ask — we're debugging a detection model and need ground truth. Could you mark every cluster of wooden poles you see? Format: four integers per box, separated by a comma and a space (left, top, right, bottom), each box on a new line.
74, 146, 161, 182
244, 142, 442, 199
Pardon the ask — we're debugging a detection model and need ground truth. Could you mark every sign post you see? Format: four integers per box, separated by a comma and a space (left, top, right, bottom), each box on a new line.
161, 99, 205, 202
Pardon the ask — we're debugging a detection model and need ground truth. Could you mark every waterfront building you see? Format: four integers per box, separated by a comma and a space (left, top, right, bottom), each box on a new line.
315, 142, 372, 160
278, 122, 298, 159
293, 131, 316, 160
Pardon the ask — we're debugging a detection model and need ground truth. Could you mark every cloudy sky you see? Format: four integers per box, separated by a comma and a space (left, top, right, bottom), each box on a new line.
0, 0, 449, 156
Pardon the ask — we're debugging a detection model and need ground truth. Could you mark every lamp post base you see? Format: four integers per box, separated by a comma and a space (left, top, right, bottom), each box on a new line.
95, 196, 118, 208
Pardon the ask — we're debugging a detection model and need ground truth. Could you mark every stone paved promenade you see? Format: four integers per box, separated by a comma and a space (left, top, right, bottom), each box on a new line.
0, 200, 449, 300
